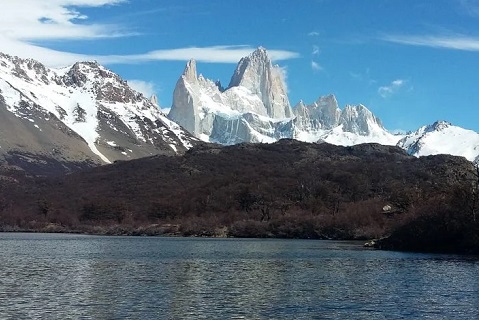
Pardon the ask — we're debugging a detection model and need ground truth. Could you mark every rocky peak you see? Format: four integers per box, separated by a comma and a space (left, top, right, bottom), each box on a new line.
427, 120, 451, 132
315, 94, 338, 109
228, 47, 272, 90
293, 95, 341, 131
0, 51, 197, 169
0, 52, 42, 84
228, 47, 292, 119
339, 104, 383, 135
63, 63, 89, 87
294, 100, 306, 110
183, 59, 198, 83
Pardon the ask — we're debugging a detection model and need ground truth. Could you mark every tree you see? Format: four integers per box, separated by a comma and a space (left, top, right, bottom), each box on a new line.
469, 164, 479, 223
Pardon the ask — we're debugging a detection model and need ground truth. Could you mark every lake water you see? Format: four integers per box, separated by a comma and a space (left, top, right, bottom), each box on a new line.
0, 233, 478, 319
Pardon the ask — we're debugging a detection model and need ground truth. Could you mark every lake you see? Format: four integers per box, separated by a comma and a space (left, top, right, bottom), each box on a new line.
0, 233, 478, 319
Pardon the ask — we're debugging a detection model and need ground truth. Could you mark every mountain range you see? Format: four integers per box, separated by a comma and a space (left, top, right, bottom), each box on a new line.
0, 48, 478, 175
0, 52, 196, 174
167, 47, 479, 163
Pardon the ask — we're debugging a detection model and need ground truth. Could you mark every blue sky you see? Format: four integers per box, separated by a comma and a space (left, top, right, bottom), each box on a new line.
1, 0, 479, 132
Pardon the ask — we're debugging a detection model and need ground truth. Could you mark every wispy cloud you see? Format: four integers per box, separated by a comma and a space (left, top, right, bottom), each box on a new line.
273, 65, 290, 93
378, 79, 406, 98
0, 1, 299, 67
381, 33, 479, 51
101, 46, 299, 64
0, 0, 129, 40
308, 31, 320, 37
127, 80, 157, 98
1, 36, 299, 67
310, 44, 322, 72
311, 61, 322, 72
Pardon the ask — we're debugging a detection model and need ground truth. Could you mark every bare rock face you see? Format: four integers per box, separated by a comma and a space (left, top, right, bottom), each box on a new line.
168, 47, 479, 158
228, 47, 292, 119
168, 48, 294, 145
292, 95, 399, 146
168, 47, 399, 146
293, 95, 341, 131
339, 105, 383, 136
168, 60, 207, 137
0, 52, 197, 174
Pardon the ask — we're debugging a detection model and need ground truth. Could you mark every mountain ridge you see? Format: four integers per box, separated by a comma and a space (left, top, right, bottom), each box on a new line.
167, 47, 479, 163
0, 51, 198, 174
168, 48, 401, 146
1, 48, 479, 176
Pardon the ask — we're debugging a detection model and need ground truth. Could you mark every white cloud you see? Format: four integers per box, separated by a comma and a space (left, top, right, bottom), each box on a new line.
0, 0, 129, 41
0, 38, 299, 68
272, 65, 290, 93
311, 61, 322, 72
127, 80, 157, 98
378, 79, 405, 98
100, 46, 299, 64
0, 1, 299, 67
308, 31, 320, 37
381, 33, 479, 51
312, 45, 320, 56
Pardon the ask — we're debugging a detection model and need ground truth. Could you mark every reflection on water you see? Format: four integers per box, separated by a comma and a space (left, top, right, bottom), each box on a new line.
0, 233, 478, 319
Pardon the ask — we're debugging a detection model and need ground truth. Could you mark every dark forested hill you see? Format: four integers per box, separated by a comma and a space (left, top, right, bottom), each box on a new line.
0, 139, 477, 252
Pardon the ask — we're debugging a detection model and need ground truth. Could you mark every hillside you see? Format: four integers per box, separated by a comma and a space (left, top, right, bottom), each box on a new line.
0, 52, 197, 175
1, 140, 477, 253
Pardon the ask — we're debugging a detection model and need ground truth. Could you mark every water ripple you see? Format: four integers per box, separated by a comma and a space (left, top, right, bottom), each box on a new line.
0, 234, 478, 319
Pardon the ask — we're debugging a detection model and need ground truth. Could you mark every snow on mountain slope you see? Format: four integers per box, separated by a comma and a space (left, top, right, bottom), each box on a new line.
168, 53, 293, 145
0, 52, 196, 168
228, 47, 292, 119
292, 96, 401, 146
398, 121, 479, 162
167, 47, 479, 161
169, 48, 396, 146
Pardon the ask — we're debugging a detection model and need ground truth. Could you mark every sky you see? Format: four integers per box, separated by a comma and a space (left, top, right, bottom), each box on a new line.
1, 0, 478, 133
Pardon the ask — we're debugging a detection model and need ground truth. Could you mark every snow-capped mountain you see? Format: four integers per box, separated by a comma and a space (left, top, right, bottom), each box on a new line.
2, 47, 478, 175
168, 48, 294, 144
168, 47, 399, 146
398, 121, 479, 163
0, 52, 196, 171
292, 95, 400, 146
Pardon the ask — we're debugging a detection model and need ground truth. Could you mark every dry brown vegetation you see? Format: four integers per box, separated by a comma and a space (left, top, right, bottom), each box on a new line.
0, 140, 478, 253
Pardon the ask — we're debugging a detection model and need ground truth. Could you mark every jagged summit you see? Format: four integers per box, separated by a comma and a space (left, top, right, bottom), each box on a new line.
427, 120, 451, 132
292, 95, 398, 145
0, 52, 196, 172
398, 121, 479, 162
168, 48, 402, 146
183, 59, 198, 82
168, 47, 294, 144
228, 47, 292, 119
229, 47, 270, 89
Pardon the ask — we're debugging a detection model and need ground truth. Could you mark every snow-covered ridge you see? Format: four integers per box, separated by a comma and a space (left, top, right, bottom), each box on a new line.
166, 47, 479, 163
0, 52, 195, 164
398, 121, 479, 163
168, 48, 400, 146
2, 49, 478, 166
